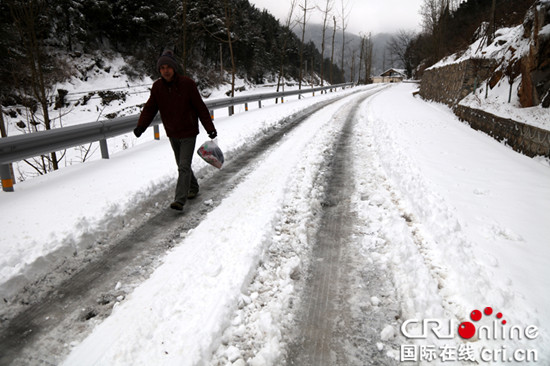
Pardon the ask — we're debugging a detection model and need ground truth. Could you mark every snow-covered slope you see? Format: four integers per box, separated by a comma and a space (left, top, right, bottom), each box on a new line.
427, 3, 550, 130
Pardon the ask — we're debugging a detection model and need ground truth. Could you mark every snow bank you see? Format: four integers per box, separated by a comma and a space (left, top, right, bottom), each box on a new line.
366, 84, 550, 360
0, 73, 359, 301
460, 77, 550, 130
429, 25, 529, 70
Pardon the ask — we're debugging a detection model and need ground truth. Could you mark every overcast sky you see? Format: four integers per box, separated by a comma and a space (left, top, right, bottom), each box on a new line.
248, 0, 425, 35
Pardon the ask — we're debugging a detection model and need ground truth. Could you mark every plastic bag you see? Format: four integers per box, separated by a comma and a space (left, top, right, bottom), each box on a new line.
197, 139, 224, 169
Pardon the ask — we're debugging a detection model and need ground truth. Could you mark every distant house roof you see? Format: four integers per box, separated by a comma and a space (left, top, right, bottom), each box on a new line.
380, 68, 406, 78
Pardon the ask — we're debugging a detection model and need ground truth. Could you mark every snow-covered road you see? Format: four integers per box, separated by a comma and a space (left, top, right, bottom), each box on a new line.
1, 83, 549, 365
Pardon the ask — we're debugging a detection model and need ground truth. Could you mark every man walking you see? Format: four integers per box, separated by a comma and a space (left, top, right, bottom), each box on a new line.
134, 49, 217, 211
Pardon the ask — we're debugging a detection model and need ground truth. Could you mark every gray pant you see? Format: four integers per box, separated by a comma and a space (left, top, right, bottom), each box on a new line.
169, 137, 199, 204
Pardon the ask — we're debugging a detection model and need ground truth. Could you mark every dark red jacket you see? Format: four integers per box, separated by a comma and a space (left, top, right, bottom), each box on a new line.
137, 74, 215, 139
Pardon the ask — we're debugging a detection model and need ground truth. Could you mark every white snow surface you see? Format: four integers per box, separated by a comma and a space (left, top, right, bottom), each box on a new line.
429, 25, 530, 70
1, 81, 549, 364
460, 77, 550, 130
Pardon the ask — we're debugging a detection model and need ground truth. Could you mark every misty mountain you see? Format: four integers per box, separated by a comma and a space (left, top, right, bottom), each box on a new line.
295, 23, 401, 80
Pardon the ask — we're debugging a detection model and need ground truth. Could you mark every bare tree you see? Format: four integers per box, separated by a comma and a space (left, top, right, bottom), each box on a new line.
420, 0, 449, 61
318, 0, 334, 86
9, 0, 61, 172
222, 0, 237, 98
350, 49, 356, 83
420, 0, 442, 35
364, 33, 373, 84
358, 36, 365, 84
357, 34, 372, 84
203, 0, 238, 98
299, 0, 315, 90
388, 30, 416, 78
339, 0, 351, 82
277, 0, 299, 97
330, 15, 337, 84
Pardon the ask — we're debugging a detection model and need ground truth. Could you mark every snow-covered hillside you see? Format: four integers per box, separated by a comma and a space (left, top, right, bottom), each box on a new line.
2, 53, 304, 182
428, 5, 550, 131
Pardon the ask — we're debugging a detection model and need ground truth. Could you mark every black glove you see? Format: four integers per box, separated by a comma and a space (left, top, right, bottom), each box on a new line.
134, 126, 146, 138
208, 130, 217, 139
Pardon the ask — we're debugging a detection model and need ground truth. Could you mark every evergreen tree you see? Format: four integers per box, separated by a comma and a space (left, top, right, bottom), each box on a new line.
1, 0, 344, 107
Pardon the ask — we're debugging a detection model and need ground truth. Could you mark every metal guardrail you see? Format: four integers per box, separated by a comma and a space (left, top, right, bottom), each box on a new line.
0, 82, 353, 191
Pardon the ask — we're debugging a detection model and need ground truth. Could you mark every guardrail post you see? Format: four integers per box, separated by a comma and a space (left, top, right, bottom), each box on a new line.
154, 125, 160, 140
228, 106, 234, 116
258, 100, 262, 109
1, 164, 14, 192
100, 139, 109, 159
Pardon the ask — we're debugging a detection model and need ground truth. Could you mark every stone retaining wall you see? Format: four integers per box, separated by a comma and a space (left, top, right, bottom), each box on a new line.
419, 59, 496, 106
454, 105, 550, 158
420, 59, 549, 158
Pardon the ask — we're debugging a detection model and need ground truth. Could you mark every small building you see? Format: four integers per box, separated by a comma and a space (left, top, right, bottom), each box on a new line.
373, 68, 406, 83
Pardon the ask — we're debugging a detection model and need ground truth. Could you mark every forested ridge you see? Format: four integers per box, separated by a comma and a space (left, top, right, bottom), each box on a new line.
0, 0, 539, 113
0, 0, 542, 178
0, 0, 345, 107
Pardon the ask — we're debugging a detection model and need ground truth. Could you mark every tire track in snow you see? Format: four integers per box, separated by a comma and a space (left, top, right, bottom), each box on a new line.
286, 97, 360, 365
0, 93, 362, 366
208, 88, 403, 366
208, 89, 396, 365
285, 93, 402, 366
60, 89, 391, 366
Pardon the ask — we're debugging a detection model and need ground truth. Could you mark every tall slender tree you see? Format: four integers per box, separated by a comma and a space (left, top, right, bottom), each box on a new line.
277, 0, 298, 97
223, 0, 236, 97
299, 0, 315, 90
318, 0, 334, 86
358, 35, 365, 84
330, 15, 337, 84
9, 0, 60, 171
388, 30, 416, 78
339, 0, 350, 82
365, 33, 373, 83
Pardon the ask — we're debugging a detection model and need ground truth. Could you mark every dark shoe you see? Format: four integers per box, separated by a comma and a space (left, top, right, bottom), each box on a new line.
170, 201, 184, 211
187, 190, 199, 199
